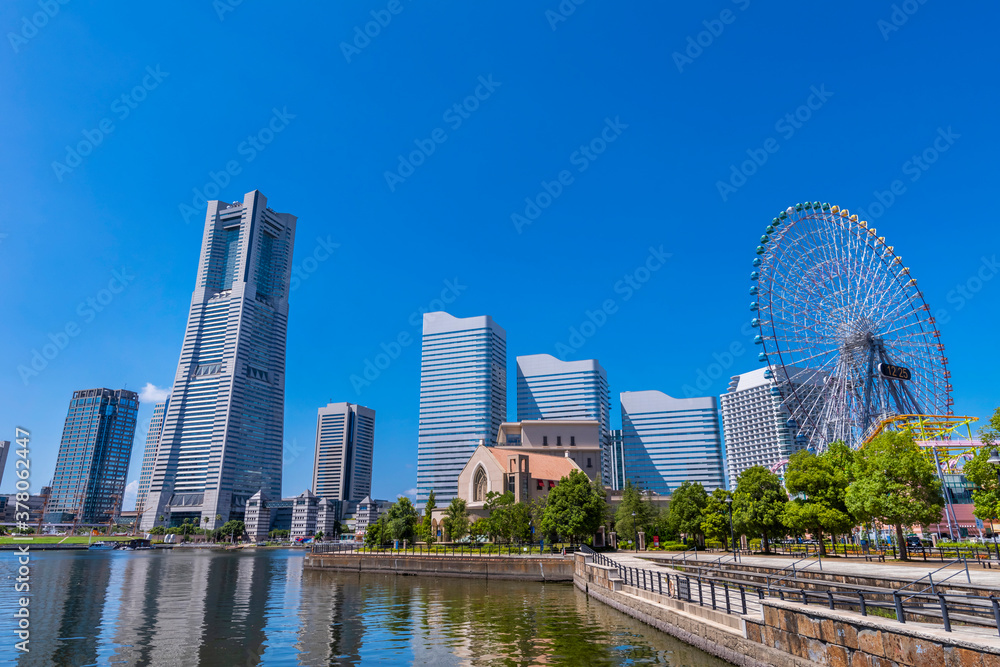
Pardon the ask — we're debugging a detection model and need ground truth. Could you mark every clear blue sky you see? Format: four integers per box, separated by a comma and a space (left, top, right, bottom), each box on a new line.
2, 1, 997, 505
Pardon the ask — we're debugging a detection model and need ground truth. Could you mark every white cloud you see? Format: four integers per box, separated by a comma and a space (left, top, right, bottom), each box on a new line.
139, 382, 170, 403
122, 480, 139, 511
402, 488, 417, 497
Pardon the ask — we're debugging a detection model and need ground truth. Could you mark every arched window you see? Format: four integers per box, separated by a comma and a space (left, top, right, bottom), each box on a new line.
473, 467, 488, 502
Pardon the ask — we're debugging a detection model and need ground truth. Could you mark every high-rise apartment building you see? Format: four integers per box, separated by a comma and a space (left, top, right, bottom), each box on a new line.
45, 388, 139, 524
516, 354, 611, 485
313, 402, 375, 502
620, 390, 725, 494
141, 190, 296, 530
135, 399, 168, 515
720, 367, 812, 487
416, 312, 506, 508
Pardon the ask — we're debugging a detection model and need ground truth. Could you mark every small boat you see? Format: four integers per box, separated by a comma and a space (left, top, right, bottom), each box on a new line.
89, 541, 115, 550
114, 539, 153, 551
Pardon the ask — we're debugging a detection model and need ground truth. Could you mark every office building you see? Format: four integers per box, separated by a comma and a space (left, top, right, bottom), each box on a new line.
416, 312, 506, 508
312, 402, 375, 502
0, 440, 9, 490
609, 429, 625, 491
45, 388, 139, 524
516, 354, 611, 485
620, 390, 725, 494
135, 399, 168, 515
720, 367, 812, 486
141, 190, 297, 530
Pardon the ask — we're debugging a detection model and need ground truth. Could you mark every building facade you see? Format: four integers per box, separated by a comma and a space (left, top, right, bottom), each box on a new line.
312, 402, 375, 502
141, 190, 297, 530
495, 420, 603, 480
45, 388, 139, 524
416, 312, 506, 508
135, 399, 168, 516
609, 429, 625, 491
515, 354, 611, 486
245, 489, 342, 541
0, 440, 10, 491
720, 367, 808, 487
620, 390, 725, 494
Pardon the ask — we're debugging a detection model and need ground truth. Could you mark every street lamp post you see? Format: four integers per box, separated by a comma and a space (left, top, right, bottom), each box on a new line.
725, 497, 735, 560
988, 450, 1000, 543
632, 511, 637, 553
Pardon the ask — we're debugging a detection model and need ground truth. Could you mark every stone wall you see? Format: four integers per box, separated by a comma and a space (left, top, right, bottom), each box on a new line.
304, 553, 574, 581
755, 599, 1000, 667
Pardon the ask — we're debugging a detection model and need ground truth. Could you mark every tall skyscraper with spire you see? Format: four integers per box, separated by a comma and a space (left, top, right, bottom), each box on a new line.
416, 312, 506, 508
140, 190, 296, 530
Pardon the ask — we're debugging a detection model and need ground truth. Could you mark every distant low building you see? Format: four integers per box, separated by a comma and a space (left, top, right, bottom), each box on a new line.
0, 486, 50, 528
245, 490, 343, 542
352, 496, 392, 540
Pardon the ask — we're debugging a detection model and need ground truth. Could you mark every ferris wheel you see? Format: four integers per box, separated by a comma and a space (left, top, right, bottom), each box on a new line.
750, 201, 952, 452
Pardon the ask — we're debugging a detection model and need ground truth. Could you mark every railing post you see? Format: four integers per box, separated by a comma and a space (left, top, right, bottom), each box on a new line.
991, 596, 1000, 637
658, 572, 663, 595
893, 591, 905, 623
740, 586, 747, 615
698, 577, 704, 606
858, 592, 867, 616
801, 590, 808, 605
938, 594, 952, 632
710, 581, 716, 610
827, 590, 835, 610
725, 582, 731, 614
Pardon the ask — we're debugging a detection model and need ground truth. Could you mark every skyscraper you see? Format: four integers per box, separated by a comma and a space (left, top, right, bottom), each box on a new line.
141, 190, 296, 530
720, 366, 814, 487
516, 354, 611, 485
312, 402, 375, 502
0, 440, 10, 490
620, 390, 725, 494
44, 388, 139, 524
417, 312, 506, 508
135, 399, 168, 516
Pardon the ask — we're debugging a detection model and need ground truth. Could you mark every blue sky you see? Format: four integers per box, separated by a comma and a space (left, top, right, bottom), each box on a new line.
1, 1, 998, 505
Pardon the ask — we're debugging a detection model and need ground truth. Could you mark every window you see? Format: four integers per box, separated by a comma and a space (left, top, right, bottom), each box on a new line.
556, 436, 562, 446
587, 458, 592, 468
537, 480, 544, 490
542, 436, 548, 446
506, 475, 515, 494
570, 436, 576, 446
473, 467, 488, 502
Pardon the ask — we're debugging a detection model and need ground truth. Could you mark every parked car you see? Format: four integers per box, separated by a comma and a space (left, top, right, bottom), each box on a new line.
905, 536, 929, 548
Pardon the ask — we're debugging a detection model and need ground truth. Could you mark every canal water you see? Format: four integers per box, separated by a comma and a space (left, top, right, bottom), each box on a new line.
0, 548, 730, 666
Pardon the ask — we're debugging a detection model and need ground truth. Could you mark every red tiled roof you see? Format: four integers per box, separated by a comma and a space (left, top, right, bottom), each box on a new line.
486, 447, 581, 481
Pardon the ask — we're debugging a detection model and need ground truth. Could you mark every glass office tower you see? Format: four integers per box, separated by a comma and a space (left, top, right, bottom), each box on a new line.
312, 402, 375, 502
141, 190, 296, 530
135, 399, 168, 516
416, 312, 506, 508
45, 388, 139, 524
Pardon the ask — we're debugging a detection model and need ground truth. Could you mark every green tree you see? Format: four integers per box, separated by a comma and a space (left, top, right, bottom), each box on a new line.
482, 492, 532, 543
469, 518, 489, 542
220, 520, 245, 543
442, 497, 469, 542
541, 469, 607, 544
845, 431, 944, 560
665, 481, 709, 547
701, 488, 733, 549
953, 443, 1000, 526
732, 466, 787, 554
385, 497, 420, 543
364, 515, 389, 546
314, 531, 324, 541
781, 449, 854, 555
614, 480, 656, 547
825, 440, 856, 484
420, 490, 437, 544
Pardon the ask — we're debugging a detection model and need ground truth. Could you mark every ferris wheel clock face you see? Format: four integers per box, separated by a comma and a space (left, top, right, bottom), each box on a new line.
749, 202, 951, 451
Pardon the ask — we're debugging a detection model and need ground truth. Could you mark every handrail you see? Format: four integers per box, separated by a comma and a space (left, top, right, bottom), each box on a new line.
680, 545, 699, 563
900, 555, 971, 603
766, 556, 822, 592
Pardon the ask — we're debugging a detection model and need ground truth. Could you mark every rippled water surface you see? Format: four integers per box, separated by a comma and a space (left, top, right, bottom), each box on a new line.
0, 548, 730, 666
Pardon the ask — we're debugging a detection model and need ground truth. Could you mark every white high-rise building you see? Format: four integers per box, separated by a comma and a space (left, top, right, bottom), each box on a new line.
620, 391, 725, 494
516, 354, 611, 485
141, 190, 296, 530
312, 402, 375, 502
416, 312, 506, 508
135, 399, 168, 516
720, 367, 811, 487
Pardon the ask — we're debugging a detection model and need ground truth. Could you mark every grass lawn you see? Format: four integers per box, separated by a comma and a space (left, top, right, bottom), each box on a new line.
0, 535, 134, 544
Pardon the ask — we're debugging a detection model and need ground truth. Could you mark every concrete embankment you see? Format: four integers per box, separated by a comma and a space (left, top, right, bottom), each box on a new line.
575, 552, 1000, 667
304, 552, 574, 581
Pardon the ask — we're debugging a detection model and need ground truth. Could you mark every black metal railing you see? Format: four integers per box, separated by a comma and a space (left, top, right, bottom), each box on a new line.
312, 542, 576, 557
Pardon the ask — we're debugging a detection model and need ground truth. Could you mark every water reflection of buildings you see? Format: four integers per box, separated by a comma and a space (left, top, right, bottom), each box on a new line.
298, 568, 365, 664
